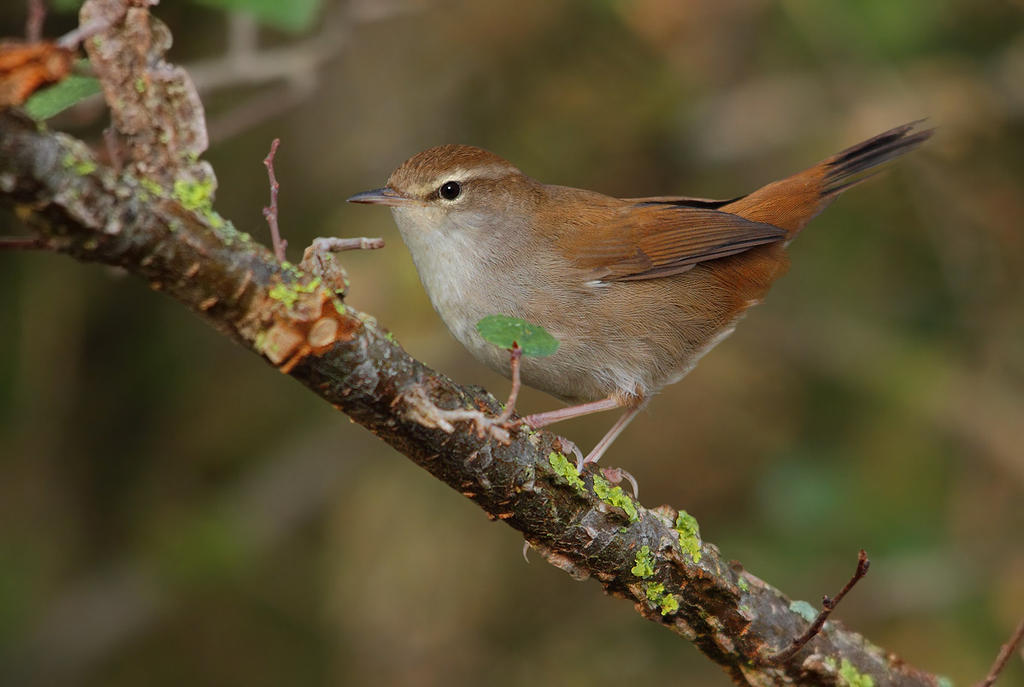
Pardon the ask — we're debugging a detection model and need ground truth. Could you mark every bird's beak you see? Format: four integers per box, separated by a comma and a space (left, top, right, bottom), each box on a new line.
346, 187, 419, 207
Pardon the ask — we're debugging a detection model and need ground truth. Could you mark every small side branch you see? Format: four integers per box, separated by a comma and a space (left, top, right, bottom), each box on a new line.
974, 617, 1024, 687
397, 384, 512, 444
767, 549, 871, 664
56, 4, 127, 50
0, 236, 45, 250
399, 344, 525, 443
495, 344, 522, 424
309, 237, 385, 252
262, 137, 286, 262
26, 0, 45, 42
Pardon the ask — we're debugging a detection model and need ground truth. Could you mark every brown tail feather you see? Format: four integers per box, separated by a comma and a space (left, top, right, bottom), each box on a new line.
723, 121, 933, 238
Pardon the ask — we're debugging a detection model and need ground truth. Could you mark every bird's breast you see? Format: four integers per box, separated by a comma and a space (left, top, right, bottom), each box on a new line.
392, 208, 520, 350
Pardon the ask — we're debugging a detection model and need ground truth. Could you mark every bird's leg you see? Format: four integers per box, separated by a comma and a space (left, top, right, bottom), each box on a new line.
487, 349, 589, 466
523, 396, 623, 428
584, 405, 642, 467
503, 374, 644, 478
524, 397, 644, 475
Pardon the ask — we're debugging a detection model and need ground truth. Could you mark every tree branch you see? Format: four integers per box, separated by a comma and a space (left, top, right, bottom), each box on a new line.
974, 618, 1024, 687
0, 107, 944, 687
0, 3, 948, 685
766, 550, 871, 665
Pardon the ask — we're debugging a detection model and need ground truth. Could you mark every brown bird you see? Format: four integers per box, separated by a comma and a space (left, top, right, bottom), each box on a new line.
349, 122, 931, 468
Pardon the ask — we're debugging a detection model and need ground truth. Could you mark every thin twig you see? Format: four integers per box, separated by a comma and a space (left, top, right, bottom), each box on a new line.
39, 2, 419, 142
57, 15, 122, 50
262, 138, 286, 262
226, 12, 259, 61
398, 385, 511, 444
309, 237, 385, 252
102, 127, 123, 175
496, 344, 522, 423
192, 3, 420, 142
767, 549, 871, 664
26, 0, 45, 42
973, 617, 1024, 687
207, 82, 313, 144
0, 236, 45, 250
186, 2, 418, 94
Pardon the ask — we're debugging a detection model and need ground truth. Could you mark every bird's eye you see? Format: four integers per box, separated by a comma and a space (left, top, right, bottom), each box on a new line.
438, 181, 462, 201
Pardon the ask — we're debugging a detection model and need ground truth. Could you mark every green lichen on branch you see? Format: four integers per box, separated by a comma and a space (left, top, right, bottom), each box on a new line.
839, 658, 875, 687
62, 151, 97, 176
139, 177, 165, 198
790, 599, 818, 622
592, 474, 639, 522
172, 178, 236, 235
644, 581, 679, 616
268, 276, 322, 309
168, 177, 251, 246
548, 452, 586, 495
172, 177, 215, 213
631, 545, 655, 578
253, 330, 273, 357
674, 510, 701, 563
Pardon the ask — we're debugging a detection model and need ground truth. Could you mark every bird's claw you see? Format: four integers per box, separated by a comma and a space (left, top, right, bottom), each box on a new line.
600, 466, 639, 499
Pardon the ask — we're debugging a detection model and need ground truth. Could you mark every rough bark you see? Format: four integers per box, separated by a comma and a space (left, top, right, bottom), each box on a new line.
0, 3, 946, 685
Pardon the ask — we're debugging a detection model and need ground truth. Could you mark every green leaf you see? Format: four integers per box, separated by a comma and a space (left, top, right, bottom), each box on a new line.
475, 315, 559, 358
191, 0, 323, 32
23, 75, 101, 121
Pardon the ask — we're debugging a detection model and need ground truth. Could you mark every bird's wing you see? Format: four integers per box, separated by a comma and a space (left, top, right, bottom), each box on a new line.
566, 201, 787, 282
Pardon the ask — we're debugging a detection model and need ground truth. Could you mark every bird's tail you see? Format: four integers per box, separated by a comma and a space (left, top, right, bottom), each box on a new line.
723, 121, 933, 238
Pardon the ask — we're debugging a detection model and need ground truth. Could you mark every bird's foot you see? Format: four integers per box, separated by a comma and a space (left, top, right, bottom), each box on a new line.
523, 416, 637, 496
543, 435, 585, 473
600, 466, 639, 499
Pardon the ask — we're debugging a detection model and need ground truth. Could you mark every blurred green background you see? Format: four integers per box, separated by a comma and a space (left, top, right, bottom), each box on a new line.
1, 0, 1022, 685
